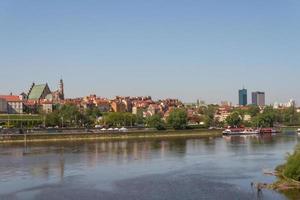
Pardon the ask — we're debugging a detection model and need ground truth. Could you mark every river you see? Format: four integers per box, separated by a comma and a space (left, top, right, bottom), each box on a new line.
0, 131, 299, 200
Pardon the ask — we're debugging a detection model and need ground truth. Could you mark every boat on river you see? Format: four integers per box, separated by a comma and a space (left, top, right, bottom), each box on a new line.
258, 128, 279, 134
223, 127, 280, 136
222, 128, 259, 136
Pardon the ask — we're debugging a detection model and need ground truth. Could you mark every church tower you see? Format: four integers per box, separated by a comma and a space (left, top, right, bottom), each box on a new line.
59, 79, 64, 100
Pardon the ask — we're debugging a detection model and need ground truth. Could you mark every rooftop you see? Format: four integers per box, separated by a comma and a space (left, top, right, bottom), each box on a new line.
28, 84, 48, 100
0, 95, 22, 102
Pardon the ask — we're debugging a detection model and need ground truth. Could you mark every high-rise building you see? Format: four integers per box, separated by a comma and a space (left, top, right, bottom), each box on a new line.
252, 91, 265, 106
239, 88, 247, 106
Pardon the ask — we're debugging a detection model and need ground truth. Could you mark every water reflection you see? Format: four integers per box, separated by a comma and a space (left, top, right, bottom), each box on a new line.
0, 139, 189, 180
0, 133, 299, 200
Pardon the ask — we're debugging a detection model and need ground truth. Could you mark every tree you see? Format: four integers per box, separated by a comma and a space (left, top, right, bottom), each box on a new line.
233, 108, 246, 120
146, 114, 166, 130
247, 105, 260, 117
44, 104, 84, 127
102, 112, 137, 127
84, 107, 102, 127
282, 107, 299, 126
167, 109, 188, 130
226, 112, 242, 127
200, 105, 218, 127
136, 109, 145, 125
59, 104, 83, 127
45, 111, 61, 127
251, 106, 277, 127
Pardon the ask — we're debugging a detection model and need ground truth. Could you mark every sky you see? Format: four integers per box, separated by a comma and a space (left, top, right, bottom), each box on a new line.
0, 0, 300, 104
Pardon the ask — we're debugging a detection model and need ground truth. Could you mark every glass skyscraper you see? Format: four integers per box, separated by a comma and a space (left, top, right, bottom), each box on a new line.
252, 91, 265, 106
239, 89, 247, 106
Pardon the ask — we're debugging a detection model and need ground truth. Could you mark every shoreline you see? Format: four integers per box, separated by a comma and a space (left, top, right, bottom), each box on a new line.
0, 129, 222, 144
269, 172, 300, 191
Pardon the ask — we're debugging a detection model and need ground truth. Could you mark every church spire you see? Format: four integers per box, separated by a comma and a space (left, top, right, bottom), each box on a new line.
59, 79, 64, 100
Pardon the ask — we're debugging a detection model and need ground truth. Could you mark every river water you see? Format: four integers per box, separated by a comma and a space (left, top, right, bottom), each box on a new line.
0, 132, 299, 200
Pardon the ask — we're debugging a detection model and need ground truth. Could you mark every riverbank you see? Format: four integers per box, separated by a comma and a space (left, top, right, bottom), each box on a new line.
0, 129, 222, 143
267, 144, 300, 198
266, 171, 300, 200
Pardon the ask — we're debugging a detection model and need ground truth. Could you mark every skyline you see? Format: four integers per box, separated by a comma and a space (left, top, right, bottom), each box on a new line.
1, 0, 300, 103
0, 78, 295, 105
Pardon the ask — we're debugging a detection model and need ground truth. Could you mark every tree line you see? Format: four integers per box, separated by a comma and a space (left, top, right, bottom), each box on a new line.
45, 105, 189, 130
225, 105, 300, 128
3, 104, 300, 129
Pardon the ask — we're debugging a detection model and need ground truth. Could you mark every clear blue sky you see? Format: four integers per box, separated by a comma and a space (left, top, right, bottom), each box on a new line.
0, 0, 300, 104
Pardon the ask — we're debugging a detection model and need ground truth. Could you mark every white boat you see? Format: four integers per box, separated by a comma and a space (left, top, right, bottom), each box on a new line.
242, 129, 259, 135
297, 128, 300, 133
223, 128, 259, 136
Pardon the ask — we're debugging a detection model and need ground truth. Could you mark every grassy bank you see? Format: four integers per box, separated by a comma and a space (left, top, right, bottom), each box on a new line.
270, 144, 300, 191
0, 129, 222, 144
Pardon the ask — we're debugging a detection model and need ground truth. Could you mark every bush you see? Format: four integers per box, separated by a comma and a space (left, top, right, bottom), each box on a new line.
283, 145, 300, 181
145, 114, 166, 130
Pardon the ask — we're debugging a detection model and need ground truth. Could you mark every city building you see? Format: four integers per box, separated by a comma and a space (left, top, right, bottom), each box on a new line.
94, 99, 111, 112
239, 88, 247, 106
111, 100, 127, 112
147, 104, 162, 116
215, 106, 232, 122
0, 95, 23, 114
220, 101, 232, 107
0, 98, 7, 113
52, 79, 65, 101
274, 99, 296, 109
27, 79, 64, 102
132, 106, 146, 115
286, 99, 296, 108
42, 102, 53, 113
252, 91, 265, 106
28, 83, 52, 101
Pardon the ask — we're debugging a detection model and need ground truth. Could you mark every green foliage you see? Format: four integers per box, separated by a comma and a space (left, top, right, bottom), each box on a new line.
247, 105, 260, 117
84, 107, 102, 126
167, 109, 188, 130
283, 145, 300, 181
251, 106, 277, 127
135, 109, 145, 125
45, 111, 60, 127
145, 114, 166, 130
200, 105, 218, 127
225, 112, 242, 127
59, 105, 85, 127
232, 108, 246, 119
44, 105, 103, 128
0, 114, 43, 128
0, 114, 42, 121
281, 107, 300, 126
102, 112, 136, 127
